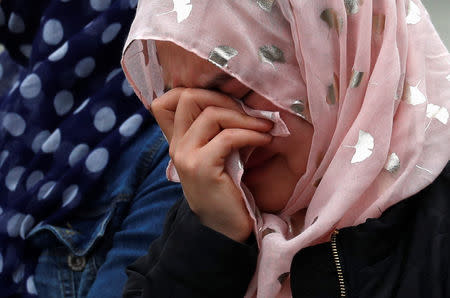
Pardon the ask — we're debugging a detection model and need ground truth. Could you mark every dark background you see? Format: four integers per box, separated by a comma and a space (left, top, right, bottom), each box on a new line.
423, 0, 449, 48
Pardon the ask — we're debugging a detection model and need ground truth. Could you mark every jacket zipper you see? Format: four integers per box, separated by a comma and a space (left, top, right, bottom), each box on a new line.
331, 230, 347, 297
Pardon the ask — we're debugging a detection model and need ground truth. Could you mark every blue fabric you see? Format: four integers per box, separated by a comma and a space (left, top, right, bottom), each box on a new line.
31, 124, 182, 298
0, 0, 176, 296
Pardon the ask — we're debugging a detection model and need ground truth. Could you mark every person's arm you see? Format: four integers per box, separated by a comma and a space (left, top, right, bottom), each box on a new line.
122, 86, 269, 297
85, 136, 182, 298
123, 198, 258, 298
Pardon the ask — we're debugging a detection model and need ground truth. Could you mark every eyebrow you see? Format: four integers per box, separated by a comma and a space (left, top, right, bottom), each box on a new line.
201, 73, 235, 90
163, 73, 235, 93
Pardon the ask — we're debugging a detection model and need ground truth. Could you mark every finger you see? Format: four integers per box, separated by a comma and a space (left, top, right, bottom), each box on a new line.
180, 106, 273, 149
150, 88, 186, 142
152, 88, 244, 143
172, 88, 244, 142
201, 129, 272, 166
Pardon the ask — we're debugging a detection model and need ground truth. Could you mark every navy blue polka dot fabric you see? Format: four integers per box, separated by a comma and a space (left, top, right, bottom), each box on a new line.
0, 0, 147, 296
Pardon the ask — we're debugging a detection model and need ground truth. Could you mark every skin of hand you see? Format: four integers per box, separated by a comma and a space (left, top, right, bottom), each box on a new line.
152, 41, 314, 242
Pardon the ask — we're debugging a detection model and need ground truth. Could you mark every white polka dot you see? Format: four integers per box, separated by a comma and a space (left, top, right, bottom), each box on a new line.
119, 114, 143, 137
8, 13, 25, 34
62, 185, 78, 207
0, 64, 3, 80
27, 276, 37, 295
2, 113, 26, 136
0, 150, 9, 167
26, 170, 44, 191
32, 130, 50, 153
122, 79, 134, 96
0, 253, 2, 273
106, 68, 122, 83
85, 148, 109, 173
48, 41, 68, 62
75, 57, 96, 78
94, 107, 116, 132
73, 98, 90, 114
54, 90, 74, 116
0, 7, 5, 26
20, 214, 34, 239
12, 264, 25, 283
7, 213, 25, 237
19, 44, 32, 58
101, 23, 121, 44
90, 0, 111, 11
43, 19, 64, 46
5, 166, 26, 191
20, 73, 42, 99
69, 144, 89, 167
129, 0, 138, 9
38, 181, 56, 200
41, 129, 61, 153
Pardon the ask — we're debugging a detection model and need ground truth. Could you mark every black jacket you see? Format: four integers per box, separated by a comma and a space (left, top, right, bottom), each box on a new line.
123, 163, 450, 298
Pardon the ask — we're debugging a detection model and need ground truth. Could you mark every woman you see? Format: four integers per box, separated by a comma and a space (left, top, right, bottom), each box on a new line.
0, 1, 181, 297
121, 0, 450, 297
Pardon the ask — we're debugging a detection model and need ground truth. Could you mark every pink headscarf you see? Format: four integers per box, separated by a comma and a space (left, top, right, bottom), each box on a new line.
122, 0, 450, 297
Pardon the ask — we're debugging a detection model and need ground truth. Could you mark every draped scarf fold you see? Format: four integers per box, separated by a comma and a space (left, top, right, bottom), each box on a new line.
122, 1, 450, 296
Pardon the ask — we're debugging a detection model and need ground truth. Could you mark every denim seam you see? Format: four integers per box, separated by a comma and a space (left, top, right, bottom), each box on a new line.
132, 133, 166, 190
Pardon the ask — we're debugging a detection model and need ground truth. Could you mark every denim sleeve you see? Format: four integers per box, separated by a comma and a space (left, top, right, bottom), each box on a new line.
86, 139, 183, 298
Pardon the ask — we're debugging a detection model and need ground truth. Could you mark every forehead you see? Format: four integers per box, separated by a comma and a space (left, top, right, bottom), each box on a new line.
155, 40, 224, 89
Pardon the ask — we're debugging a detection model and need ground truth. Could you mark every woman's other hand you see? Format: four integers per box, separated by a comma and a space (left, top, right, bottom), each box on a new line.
151, 88, 273, 242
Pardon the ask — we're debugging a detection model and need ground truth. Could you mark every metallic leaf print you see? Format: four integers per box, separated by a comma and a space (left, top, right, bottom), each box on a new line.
403, 83, 426, 105
290, 100, 307, 119
238, 159, 244, 170
426, 103, 449, 125
372, 14, 386, 34
384, 153, 400, 173
326, 73, 339, 105
320, 8, 343, 35
257, 0, 275, 12
344, 0, 362, 15
416, 165, 433, 174
278, 272, 290, 284
346, 130, 374, 164
262, 227, 276, 237
258, 45, 285, 67
158, 0, 193, 23
208, 46, 238, 68
349, 70, 364, 88
406, 0, 421, 25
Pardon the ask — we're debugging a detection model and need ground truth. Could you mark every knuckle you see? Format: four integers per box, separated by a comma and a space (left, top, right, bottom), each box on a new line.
219, 129, 236, 144
150, 99, 164, 113
174, 153, 200, 174
202, 106, 219, 119
181, 157, 201, 174
179, 88, 196, 104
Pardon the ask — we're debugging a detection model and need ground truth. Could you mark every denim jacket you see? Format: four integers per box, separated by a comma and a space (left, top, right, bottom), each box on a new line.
27, 119, 182, 298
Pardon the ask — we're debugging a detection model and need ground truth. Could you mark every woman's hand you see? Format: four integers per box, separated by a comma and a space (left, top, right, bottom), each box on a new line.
151, 88, 273, 242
